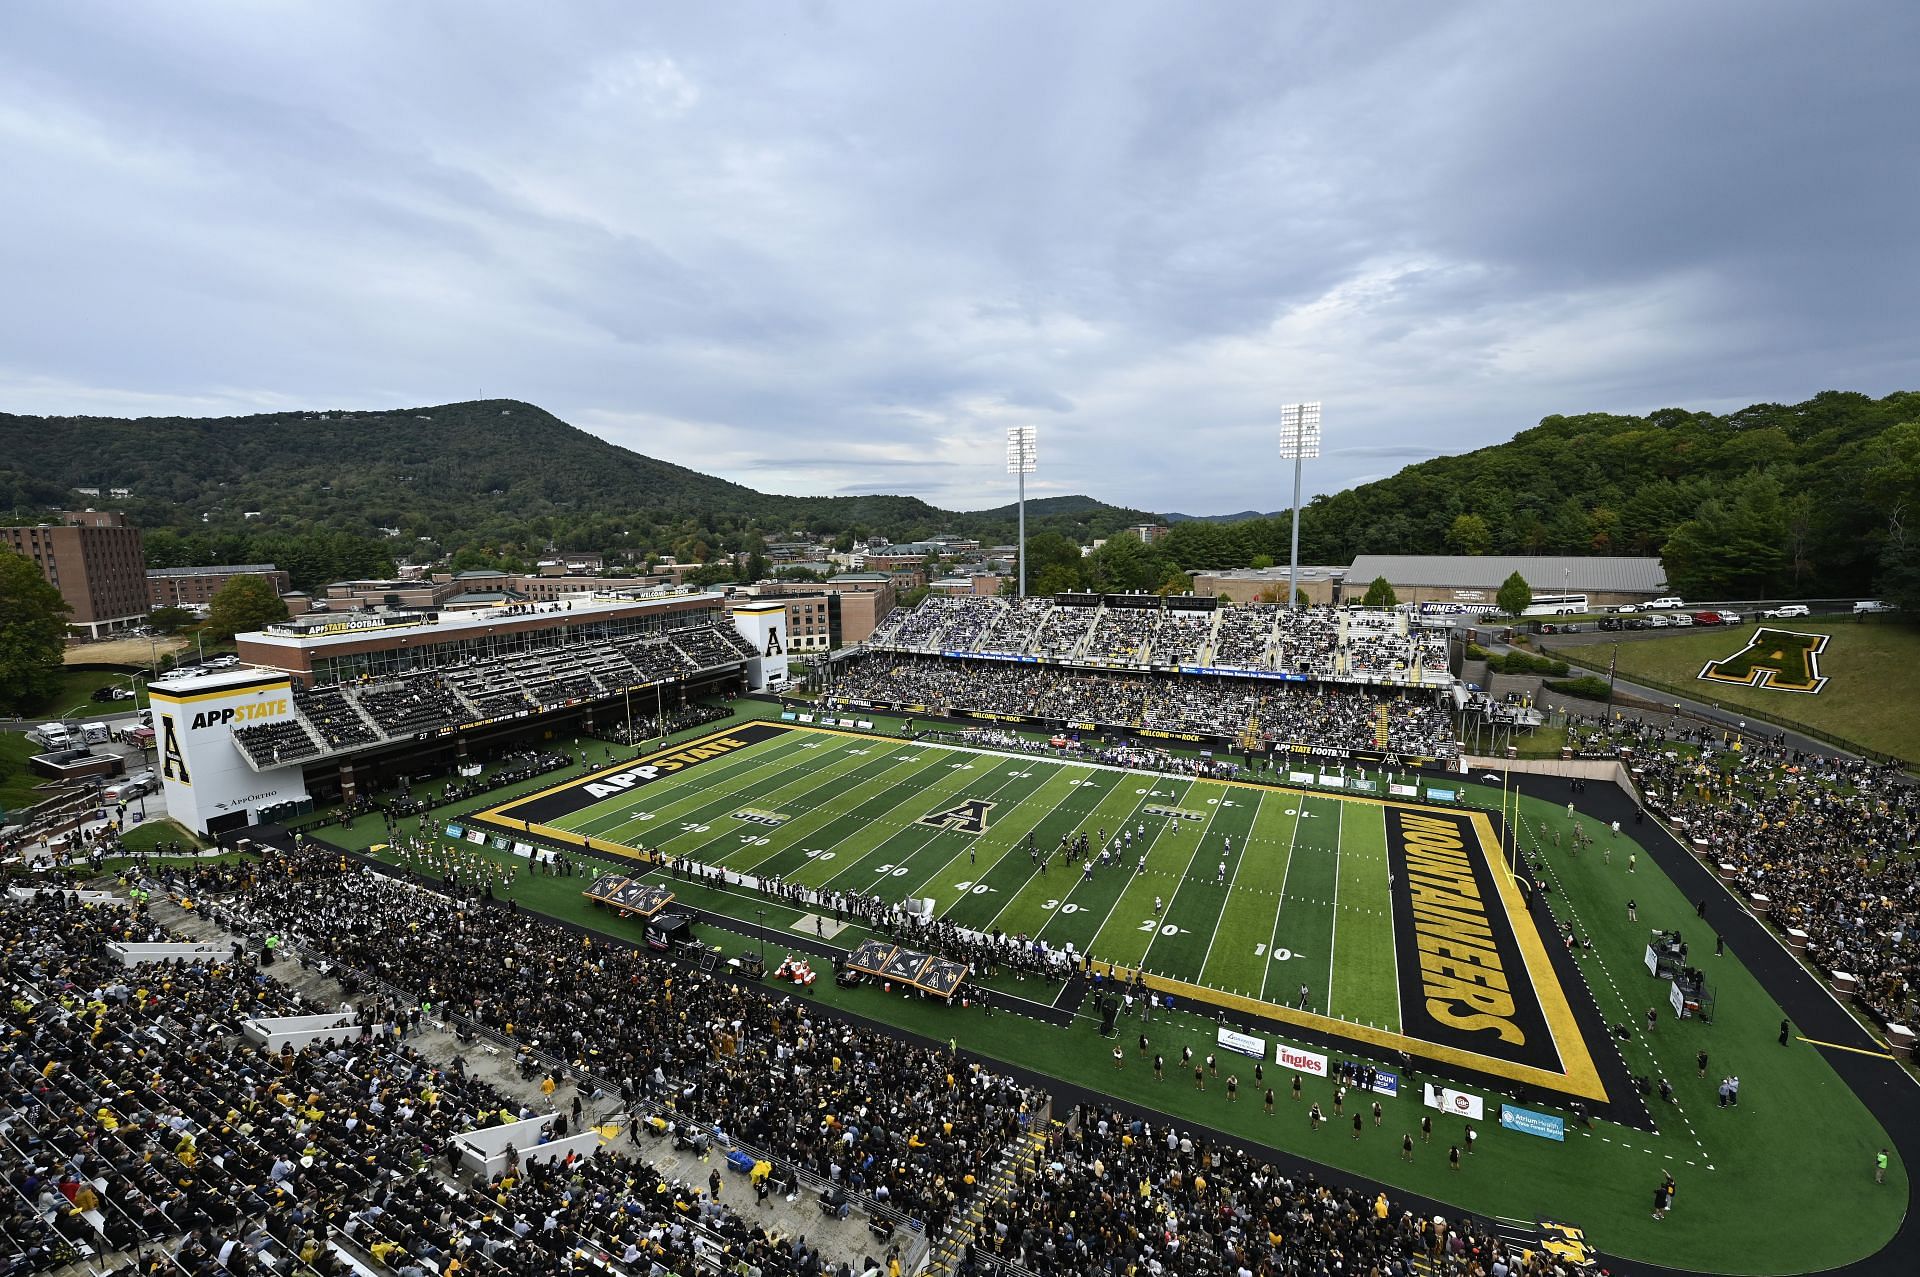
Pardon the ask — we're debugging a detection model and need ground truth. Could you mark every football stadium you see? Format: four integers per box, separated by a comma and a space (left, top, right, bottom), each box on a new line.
13, 584, 1912, 1277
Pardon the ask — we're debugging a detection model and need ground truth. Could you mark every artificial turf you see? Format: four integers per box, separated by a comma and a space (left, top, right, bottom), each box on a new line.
306, 702, 1906, 1273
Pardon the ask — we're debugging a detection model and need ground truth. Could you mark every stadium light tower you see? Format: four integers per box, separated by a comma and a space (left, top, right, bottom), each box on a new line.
1278, 402, 1322, 611
1007, 425, 1037, 598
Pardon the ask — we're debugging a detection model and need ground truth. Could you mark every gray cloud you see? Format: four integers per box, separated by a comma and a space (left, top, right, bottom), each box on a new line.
0, 0, 1914, 516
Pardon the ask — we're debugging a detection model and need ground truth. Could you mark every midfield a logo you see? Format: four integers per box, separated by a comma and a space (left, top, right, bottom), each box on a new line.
919, 798, 996, 835
1698, 628, 1829, 694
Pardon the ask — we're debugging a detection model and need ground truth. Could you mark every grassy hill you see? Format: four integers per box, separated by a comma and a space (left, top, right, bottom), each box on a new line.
1544, 619, 1920, 762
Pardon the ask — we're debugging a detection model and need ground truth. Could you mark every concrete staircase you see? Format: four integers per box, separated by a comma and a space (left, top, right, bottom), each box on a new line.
925, 1124, 1051, 1276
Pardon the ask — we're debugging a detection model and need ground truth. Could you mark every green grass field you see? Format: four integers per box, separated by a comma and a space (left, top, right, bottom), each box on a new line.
1547, 620, 1920, 760
501, 725, 1472, 1035
312, 703, 1905, 1273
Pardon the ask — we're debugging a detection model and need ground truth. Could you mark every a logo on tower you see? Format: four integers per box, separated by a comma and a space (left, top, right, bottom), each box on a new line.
160, 714, 191, 785
765, 625, 783, 657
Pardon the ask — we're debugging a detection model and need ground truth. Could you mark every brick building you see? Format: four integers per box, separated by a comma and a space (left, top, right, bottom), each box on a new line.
148, 563, 292, 610
753, 573, 896, 647
0, 510, 148, 637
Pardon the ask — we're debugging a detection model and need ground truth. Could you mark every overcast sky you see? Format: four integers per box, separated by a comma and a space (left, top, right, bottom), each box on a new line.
2, 2, 1915, 515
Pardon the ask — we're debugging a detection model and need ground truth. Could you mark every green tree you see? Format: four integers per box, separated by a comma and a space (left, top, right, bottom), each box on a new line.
1660, 471, 1789, 598
1496, 571, 1532, 618
0, 548, 72, 713
1444, 513, 1493, 556
1249, 553, 1275, 570
205, 574, 289, 640
146, 606, 198, 635
1361, 575, 1398, 607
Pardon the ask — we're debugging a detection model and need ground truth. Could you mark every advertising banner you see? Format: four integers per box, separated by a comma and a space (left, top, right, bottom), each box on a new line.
1499, 1105, 1567, 1142
1277, 1043, 1328, 1077
1645, 944, 1660, 976
1423, 1083, 1486, 1120
1216, 1027, 1267, 1059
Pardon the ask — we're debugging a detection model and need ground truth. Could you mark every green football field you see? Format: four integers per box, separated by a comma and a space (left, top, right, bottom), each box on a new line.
330, 704, 1906, 1274
558, 727, 1404, 1012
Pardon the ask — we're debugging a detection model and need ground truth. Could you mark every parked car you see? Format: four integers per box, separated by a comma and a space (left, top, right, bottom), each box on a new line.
1623, 617, 1652, 630
1611, 605, 1641, 614
1643, 614, 1673, 628
1691, 611, 1725, 626
91, 685, 136, 702
1670, 613, 1694, 627
1854, 599, 1897, 614
1715, 610, 1743, 624
1760, 604, 1810, 619
1647, 597, 1686, 610
1599, 617, 1622, 631
205, 655, 239, 669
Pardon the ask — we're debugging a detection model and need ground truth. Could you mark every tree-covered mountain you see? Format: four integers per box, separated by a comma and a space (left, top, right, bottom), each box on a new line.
0, 400, 1156, 587
2, 390, 1915, 608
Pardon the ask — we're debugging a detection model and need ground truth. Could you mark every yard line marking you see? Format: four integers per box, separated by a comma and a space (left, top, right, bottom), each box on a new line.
1078, 779, 1197, 956
1325, 797, 1344, 1012
1140, 779, 1234, 971
1197, 789, 1265, 980
1258, 797, 1305, 1002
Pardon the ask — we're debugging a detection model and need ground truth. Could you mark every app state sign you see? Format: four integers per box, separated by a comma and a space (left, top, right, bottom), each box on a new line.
1698, 628, 1829, 694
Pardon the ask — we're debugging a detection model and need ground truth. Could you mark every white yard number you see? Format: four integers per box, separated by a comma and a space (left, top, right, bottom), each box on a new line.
1041, 899, 1081, 913
805, 849, 836, 861
739, 835, 770, 846
1139, 920, 1181, 936
875, 864, 911, 877
680, 823, 709, 833
953, 881, 993, 895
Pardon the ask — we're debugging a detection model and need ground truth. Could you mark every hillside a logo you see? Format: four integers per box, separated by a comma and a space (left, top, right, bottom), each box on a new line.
919, 798, 996, 835
1698, 628, 1829, 694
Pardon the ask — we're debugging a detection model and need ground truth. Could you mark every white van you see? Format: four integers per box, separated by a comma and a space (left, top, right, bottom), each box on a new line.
28, 723, 71, 749
82, 722, 111, 745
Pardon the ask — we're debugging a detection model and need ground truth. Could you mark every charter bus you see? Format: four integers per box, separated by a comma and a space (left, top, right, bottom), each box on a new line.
1522, 593, 1589, 616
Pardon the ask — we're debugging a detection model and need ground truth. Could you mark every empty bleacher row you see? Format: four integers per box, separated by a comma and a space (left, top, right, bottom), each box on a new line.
231, 714, 324, 768
866, 595, 1449, 683
231, 624, 756, 766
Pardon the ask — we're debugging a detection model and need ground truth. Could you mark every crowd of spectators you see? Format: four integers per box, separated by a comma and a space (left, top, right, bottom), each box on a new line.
962, 1098, 1501, 1277
1083, 605, 1160, 661
869, 597, 1449, 685
829, 656, 1458, 758
199, 851, 1047, 1235
1563, 715, 1918, 1026
0, 891, 843, 1277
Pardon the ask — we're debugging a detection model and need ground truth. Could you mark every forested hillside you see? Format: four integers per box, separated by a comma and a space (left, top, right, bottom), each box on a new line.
1164, 390, 1919, 605
2, 390, 1915, 606
0, 401, 1155, 588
